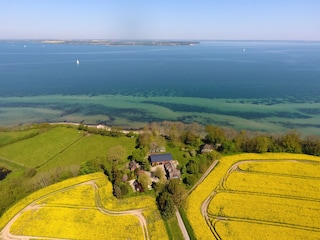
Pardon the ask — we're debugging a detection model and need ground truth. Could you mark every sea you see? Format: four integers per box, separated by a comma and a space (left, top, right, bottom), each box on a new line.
0, 41, 320, 134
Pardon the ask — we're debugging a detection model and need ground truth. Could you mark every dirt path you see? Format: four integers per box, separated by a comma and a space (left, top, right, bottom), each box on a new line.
201, 158, 320, 239
175, 208, 190, 240
0, 180, 149, 240
188, 160, 219, 194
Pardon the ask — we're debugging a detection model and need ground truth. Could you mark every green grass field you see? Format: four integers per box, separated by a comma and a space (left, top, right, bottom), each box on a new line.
0, 127, 40, 147
0, 127, 83, 168
0, 125, 136, 175
40, 131, 135, 171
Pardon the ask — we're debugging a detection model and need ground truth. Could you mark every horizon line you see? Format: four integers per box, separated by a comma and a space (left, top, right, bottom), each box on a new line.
0, 38, 320, 42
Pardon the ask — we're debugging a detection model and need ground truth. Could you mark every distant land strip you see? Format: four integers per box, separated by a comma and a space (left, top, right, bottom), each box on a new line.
40, 39, 200, 46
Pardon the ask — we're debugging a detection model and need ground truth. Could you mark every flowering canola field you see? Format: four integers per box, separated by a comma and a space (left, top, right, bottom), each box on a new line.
186, 153, 320, 240
0, 173, 167, 240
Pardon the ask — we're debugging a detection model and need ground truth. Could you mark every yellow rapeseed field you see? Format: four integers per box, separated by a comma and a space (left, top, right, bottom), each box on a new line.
213, 220, 320, 240
0, 173, 101, 230
225, 171, 320, 199
97, 176, 167, 239
10, 207, 143, 239
185, 153, 320, 240
238, 160, 320, 178
38, 184, 97, 207
208, 192, 320, 229
0, 172, 168, 240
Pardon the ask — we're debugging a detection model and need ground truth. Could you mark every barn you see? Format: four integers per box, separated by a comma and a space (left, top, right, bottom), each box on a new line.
149, 153, 173, 166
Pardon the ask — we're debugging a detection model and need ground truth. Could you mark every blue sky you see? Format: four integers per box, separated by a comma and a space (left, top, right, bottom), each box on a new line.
0, 0, 319, 40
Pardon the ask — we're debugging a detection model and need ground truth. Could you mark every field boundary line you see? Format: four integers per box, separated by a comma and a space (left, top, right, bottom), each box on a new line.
208, 215, 320, 232
235, 166, 320, 179
0, 157, 27, 169
36, 135, 85, 169
215, 188, 320, 203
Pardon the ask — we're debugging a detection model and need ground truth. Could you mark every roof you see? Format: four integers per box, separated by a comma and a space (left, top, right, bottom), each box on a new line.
149, 153, 173, 163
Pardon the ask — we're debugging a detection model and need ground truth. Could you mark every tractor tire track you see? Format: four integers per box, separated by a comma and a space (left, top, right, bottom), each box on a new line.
0, 179, 149, 240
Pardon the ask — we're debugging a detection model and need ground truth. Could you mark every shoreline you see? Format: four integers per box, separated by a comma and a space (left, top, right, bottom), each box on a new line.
50, 122, 143, 135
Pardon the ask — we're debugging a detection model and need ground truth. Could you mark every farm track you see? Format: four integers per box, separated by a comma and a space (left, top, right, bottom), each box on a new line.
235, 159, 320, 180
201, 158, 320, 239
208, 213, 320, 232
0, 179, 149, 240
188, 160, 219, 195
219, 159, 320, 202
0, 156, 27, 169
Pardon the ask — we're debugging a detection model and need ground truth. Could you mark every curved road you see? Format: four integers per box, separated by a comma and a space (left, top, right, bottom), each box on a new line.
0, 180, 149, 240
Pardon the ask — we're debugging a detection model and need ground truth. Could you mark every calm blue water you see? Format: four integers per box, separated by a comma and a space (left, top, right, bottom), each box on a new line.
0, 41, 320, 100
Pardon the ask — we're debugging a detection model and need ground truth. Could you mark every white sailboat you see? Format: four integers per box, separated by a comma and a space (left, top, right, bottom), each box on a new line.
76, 59, 80, 65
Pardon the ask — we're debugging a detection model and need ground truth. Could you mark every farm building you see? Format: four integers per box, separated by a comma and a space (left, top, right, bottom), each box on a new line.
201, 144, 214, 153
149, 153, 173, 166
132, 180, 144, 192
164, 161, 181, 179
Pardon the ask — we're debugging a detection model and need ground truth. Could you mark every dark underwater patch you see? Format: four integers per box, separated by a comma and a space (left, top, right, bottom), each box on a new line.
142, 101, 310, 120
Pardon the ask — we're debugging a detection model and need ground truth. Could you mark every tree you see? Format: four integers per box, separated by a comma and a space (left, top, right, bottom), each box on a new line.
167, 179, 187, 207
186, 160, 198, 174
205, 125, 226, 145
157, 191, 175, 220
131, 148, 146, 162
137, 132, 152, 149
112, 168, 122, 186
181, 131, 200, 147
183, 175, 197, 186
138, 173, 150, 191
153, 167, 165, 180
113, 185, 122, 198
79, 160, 102, 175
302, 135, 320, 156
120, 184, 129, 196
253, 135, 270, 153
107, 145, 126, 165
280, 131, 302, 153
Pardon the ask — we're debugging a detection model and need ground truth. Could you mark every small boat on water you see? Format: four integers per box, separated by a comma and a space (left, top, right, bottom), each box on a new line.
76, 59, 80, 65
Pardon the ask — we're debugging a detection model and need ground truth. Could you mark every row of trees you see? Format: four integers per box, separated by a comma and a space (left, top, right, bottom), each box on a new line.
141, 121, 320, 157
204, 125, 320, 155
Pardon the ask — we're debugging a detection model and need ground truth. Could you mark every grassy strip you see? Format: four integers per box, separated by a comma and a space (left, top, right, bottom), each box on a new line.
164, 217, 185, 240
164, 220, 174, 240
179, 208, 196, 240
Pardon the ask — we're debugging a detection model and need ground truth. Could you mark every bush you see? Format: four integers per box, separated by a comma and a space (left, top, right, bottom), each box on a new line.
183, 175, 197, 186
120, 184, 129, 196
186, 160, 198, 174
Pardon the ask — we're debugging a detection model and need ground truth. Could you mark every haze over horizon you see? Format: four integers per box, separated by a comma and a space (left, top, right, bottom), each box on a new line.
1, 0, 319, 41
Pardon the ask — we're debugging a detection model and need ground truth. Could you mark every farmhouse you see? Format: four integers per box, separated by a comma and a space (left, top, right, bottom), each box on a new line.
149, 153, 173, 167
133, 179, 144, 192
164, 161, 181, 179
149, 142, 166, 153
201, 144, 214, 153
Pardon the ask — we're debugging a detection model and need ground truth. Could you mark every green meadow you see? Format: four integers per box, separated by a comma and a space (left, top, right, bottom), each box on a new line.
1, 94, 320, 135
0, 125, 136, 178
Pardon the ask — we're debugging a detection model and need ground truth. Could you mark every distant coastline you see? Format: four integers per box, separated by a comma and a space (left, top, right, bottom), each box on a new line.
40, 39, 200, 46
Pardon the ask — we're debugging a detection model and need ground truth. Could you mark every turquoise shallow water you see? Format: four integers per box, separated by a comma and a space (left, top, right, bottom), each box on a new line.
0, 41, 320, 134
